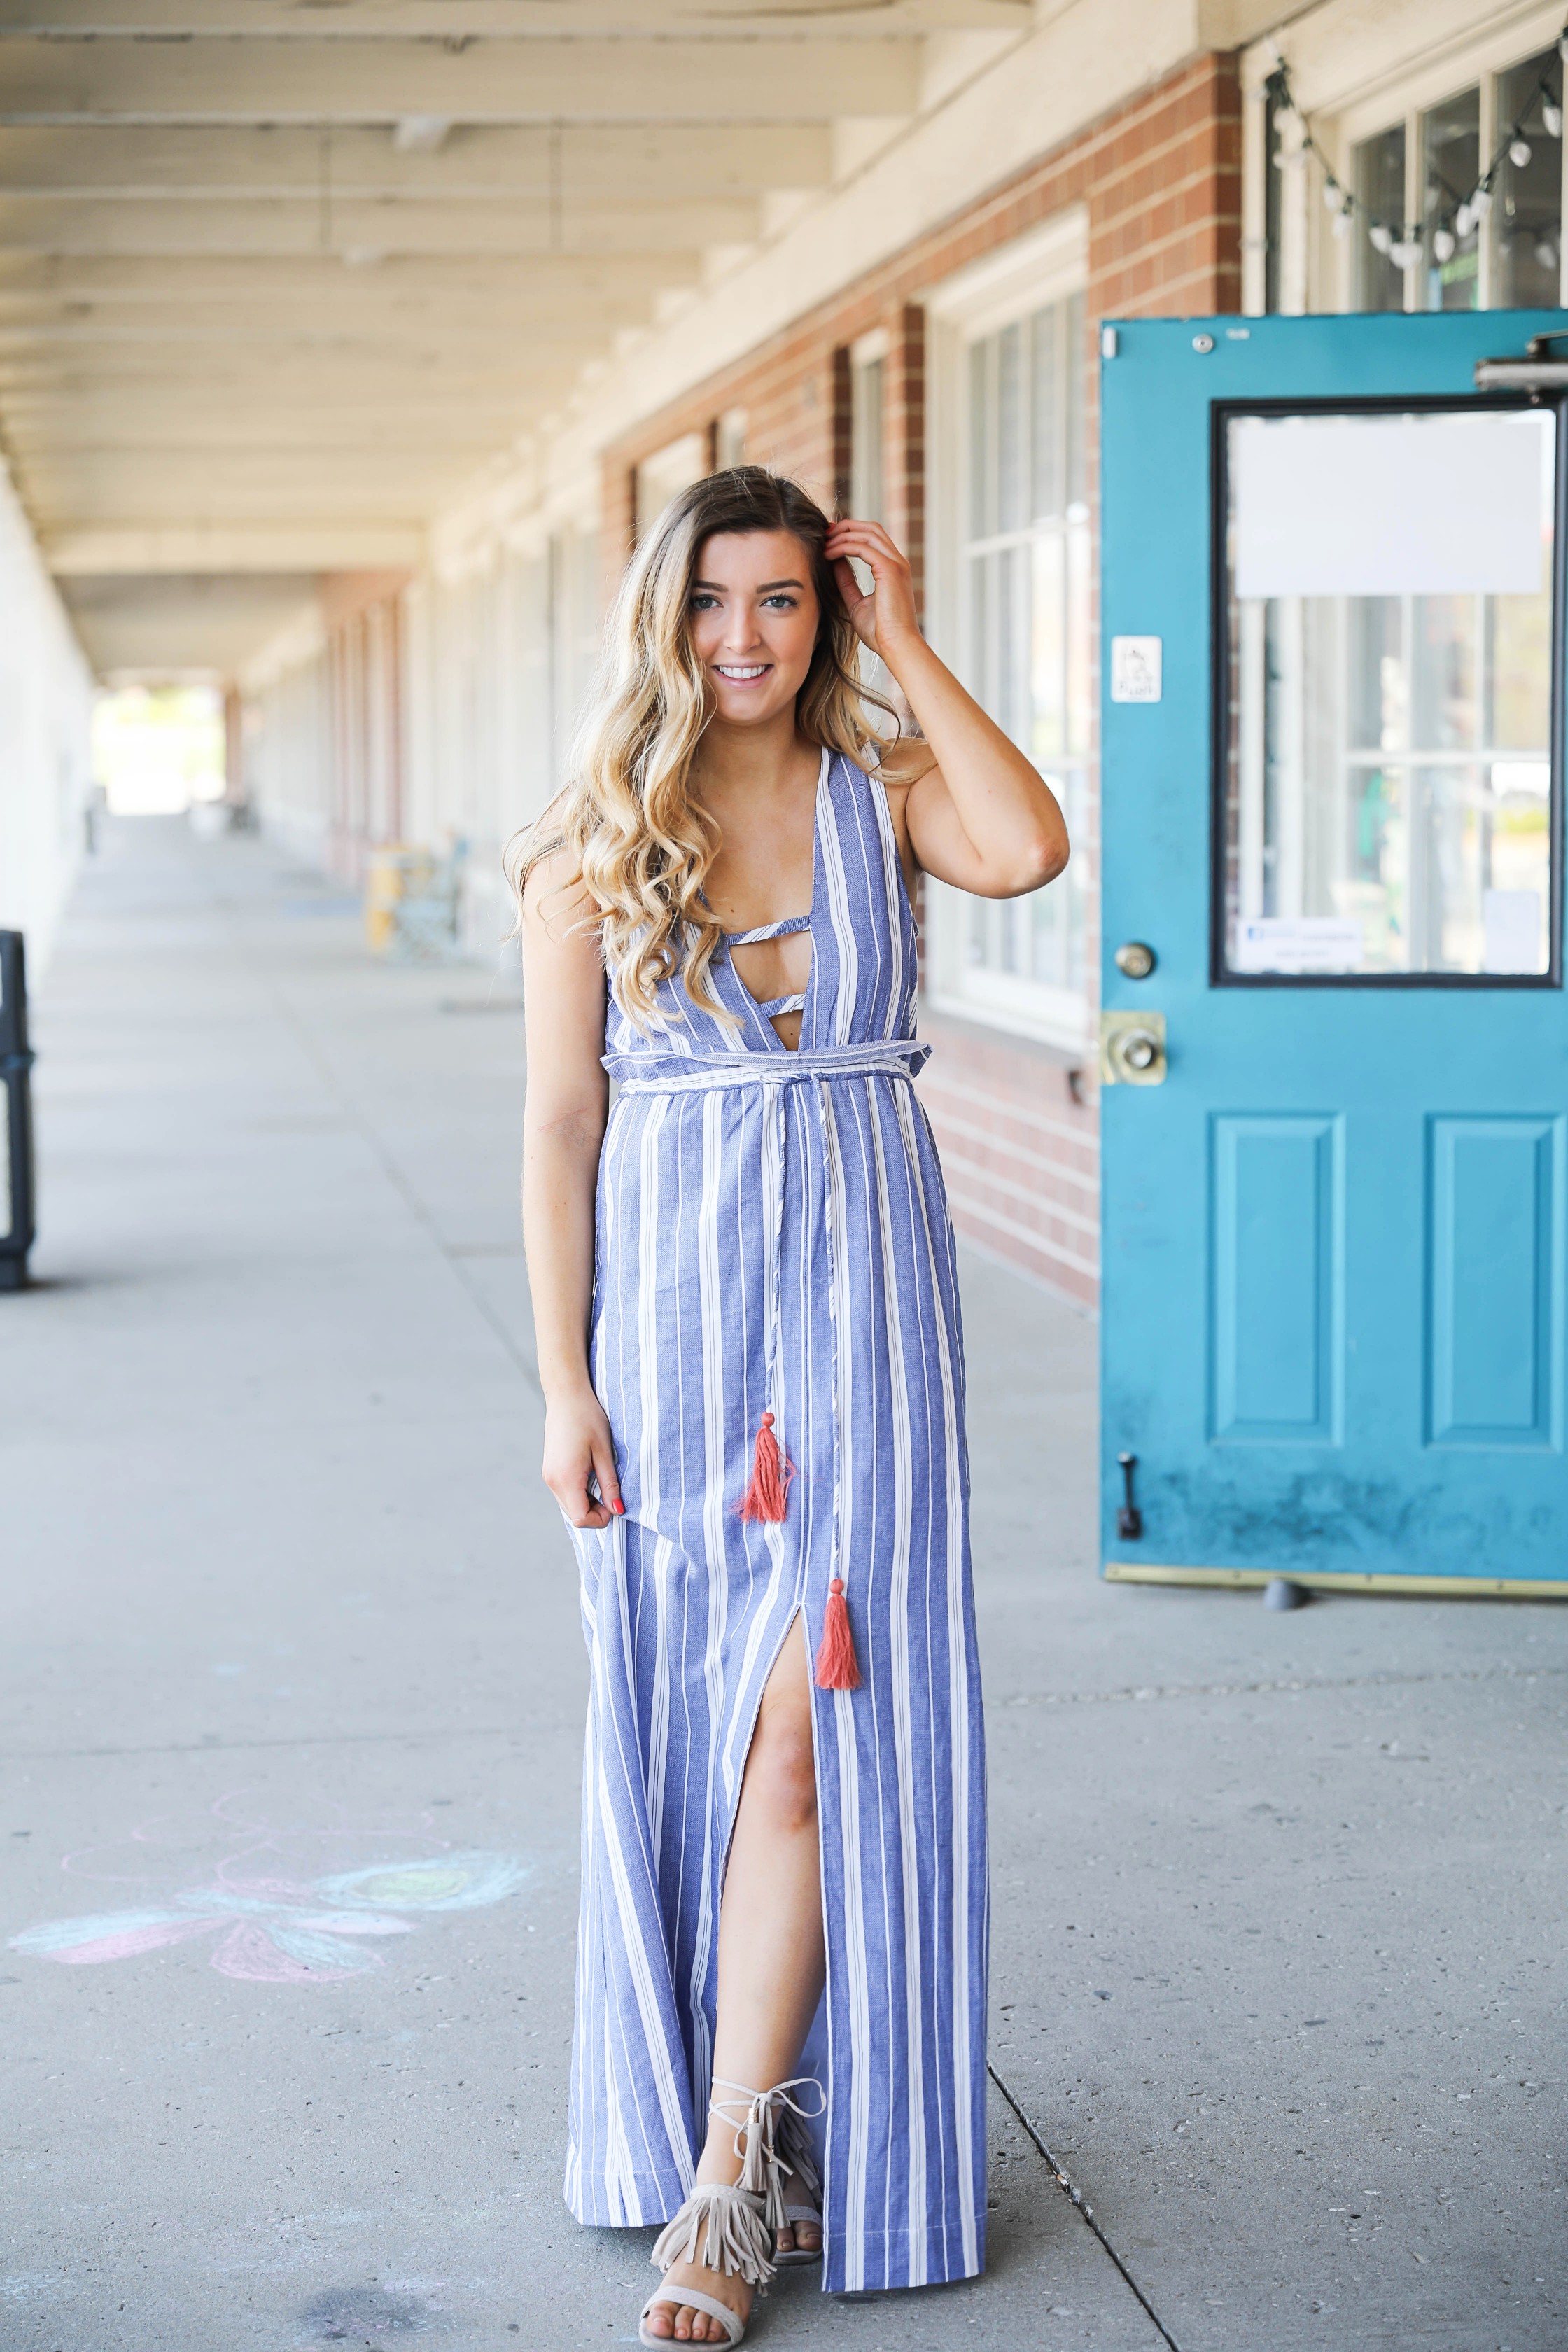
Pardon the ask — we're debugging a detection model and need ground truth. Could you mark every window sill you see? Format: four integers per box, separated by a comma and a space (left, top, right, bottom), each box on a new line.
923, 980, 1091, 1061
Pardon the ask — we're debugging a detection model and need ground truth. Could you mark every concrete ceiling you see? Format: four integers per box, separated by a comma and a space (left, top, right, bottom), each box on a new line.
60, 568, 318, 675
0, 0, 1031, 676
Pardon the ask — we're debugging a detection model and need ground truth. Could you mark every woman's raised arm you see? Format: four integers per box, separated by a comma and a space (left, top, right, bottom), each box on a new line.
826, 517, 1070, 899
520, 849, 623, 1530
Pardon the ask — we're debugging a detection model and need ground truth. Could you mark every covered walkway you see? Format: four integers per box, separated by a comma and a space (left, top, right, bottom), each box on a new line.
5, 817, 1566, 2349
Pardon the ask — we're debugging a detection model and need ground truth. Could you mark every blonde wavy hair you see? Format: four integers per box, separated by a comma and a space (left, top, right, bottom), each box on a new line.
508, 465, 897, 1030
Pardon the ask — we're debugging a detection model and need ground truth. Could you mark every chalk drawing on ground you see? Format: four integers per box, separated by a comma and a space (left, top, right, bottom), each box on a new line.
8, 1795, 531, 1983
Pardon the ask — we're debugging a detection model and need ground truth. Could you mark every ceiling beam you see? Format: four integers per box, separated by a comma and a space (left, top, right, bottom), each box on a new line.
60, 575, 325, 685
0, 335, 587, 368
0, 416, 526, 447
0, 305, 620, 345
0, 195, 750, 256
41, 493, 470, 531
24, 450, 501, 493
0, 122, 836, 197
0, 371, 578, 415
0, 249, 699, 298
0, 36, 922, 124
47, 525, 427, 572
0, 1, 1025, 29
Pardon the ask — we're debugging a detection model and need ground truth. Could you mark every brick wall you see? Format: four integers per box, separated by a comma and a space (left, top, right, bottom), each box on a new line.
601, 53, 1241, 1307
318, 570, 411, 879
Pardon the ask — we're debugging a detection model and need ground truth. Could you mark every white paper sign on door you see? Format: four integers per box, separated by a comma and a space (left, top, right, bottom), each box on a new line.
1232, 411, 1550, 601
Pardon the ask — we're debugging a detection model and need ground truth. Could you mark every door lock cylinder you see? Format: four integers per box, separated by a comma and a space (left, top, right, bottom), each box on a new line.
1100, 1009, 1167, 1086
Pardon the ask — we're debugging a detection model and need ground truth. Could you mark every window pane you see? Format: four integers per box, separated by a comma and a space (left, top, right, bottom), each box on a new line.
1264, 85, 1285, 315
1064, 290, 1086, 511
1410, 593, 1477, 754
1422, 88, 1480, 312
850, 356, 884, 522
1354, 123, 1406, 312
1030, 304, 1060, 522
1222, 408, 1555, 979
1030, 534, 1064, 762
1026, 764, 1088, 993
1065, 514, 1092, 759
997, 322, 1026, 533
958, 288, 1087, 1021
998, 543, 1029, 743
968, 339, 991, 540
969, 547, 993, 714
1495, 51, 1563, 307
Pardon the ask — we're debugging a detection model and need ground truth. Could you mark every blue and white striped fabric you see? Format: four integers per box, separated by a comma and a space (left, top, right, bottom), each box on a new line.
564, 748, 988, 2294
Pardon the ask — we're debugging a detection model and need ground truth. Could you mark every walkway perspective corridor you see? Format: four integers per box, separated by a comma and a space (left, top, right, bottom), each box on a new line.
5, 818, 1567, 2351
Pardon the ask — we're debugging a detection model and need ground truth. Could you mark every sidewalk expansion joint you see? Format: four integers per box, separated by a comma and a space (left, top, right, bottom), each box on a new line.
988, 2062, 1181, 2352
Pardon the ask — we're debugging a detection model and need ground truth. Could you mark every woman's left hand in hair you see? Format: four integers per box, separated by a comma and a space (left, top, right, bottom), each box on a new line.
827, 517, 1070, 901
827, 519, 921, 662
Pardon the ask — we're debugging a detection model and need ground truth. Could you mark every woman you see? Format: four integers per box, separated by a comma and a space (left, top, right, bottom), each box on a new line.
518, 468, 1067, 2343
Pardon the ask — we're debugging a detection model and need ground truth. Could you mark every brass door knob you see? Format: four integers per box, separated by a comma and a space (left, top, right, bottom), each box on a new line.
1114, 940, 1157, 979
1100, 1010, 1167, 1086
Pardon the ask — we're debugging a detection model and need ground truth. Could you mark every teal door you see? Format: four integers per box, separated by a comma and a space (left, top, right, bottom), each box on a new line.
1100, 313, 1567, 1594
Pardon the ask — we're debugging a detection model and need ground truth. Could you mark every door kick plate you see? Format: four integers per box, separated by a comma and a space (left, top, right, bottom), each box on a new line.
1100, 1009, 1167, 1086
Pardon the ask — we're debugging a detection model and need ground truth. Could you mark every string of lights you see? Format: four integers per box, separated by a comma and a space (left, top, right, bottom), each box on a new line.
1264, 34, 1567, 274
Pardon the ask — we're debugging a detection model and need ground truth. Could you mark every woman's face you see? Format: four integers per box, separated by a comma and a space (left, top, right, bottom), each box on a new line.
687, 530, 820, 730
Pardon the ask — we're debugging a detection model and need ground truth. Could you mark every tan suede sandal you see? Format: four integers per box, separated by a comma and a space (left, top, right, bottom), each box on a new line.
638, 2180, 773, 2350
710, 2077, 825, 2269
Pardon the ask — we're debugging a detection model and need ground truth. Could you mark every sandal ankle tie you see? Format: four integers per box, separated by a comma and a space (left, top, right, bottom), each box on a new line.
708, 2077, 826, 2237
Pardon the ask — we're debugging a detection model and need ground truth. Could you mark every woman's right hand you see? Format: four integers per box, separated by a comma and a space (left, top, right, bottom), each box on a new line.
542, 1385, 624, 1529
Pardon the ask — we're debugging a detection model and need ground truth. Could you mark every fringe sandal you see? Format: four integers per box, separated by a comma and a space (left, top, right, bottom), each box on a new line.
710, 2076, 825, 2268
638, 2181, 774, 2348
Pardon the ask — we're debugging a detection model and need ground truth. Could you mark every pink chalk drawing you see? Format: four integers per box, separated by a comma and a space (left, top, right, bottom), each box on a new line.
8, 1795, 531, 1984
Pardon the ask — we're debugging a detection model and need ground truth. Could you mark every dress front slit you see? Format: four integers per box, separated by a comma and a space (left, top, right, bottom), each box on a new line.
564, 750, 989, 2293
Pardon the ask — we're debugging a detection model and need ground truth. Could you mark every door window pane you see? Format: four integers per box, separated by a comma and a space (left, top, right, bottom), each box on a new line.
1354, 123, 1406, 312
1495, 51, 1564, 307
955, 288, 1089, 1009
1422, 89, 1480, 311
1221, 407, 1556, 980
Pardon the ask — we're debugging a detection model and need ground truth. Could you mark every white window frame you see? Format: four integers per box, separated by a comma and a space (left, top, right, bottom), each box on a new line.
1242, 4, 1568, 316
922, 207, 1090, 1052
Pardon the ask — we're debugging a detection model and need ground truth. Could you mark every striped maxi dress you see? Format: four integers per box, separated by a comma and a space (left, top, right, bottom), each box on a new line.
564, 747, 988, 2294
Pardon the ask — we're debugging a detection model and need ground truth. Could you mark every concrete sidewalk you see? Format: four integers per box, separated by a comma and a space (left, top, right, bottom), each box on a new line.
4, 816, 1565, 2352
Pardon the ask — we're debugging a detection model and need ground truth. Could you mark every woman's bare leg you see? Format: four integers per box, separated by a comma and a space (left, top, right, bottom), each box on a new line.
644, 1622, 826, 2343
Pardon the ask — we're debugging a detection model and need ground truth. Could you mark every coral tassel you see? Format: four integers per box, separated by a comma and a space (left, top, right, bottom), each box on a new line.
738, 1410, 792, 1522
813, 1576, 860, 1690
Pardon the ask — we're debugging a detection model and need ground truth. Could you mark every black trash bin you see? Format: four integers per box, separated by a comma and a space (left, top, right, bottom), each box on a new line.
0, 931, 36, 1291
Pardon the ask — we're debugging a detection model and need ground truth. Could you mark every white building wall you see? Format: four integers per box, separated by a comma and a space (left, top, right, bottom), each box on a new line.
244, 612, 332, 871
317, 521, 601, 965
0, 461, 92, 976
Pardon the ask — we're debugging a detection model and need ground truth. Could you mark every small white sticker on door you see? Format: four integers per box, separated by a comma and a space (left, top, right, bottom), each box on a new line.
1233, 916, 1364, 973
1111, 636, 1161, 702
